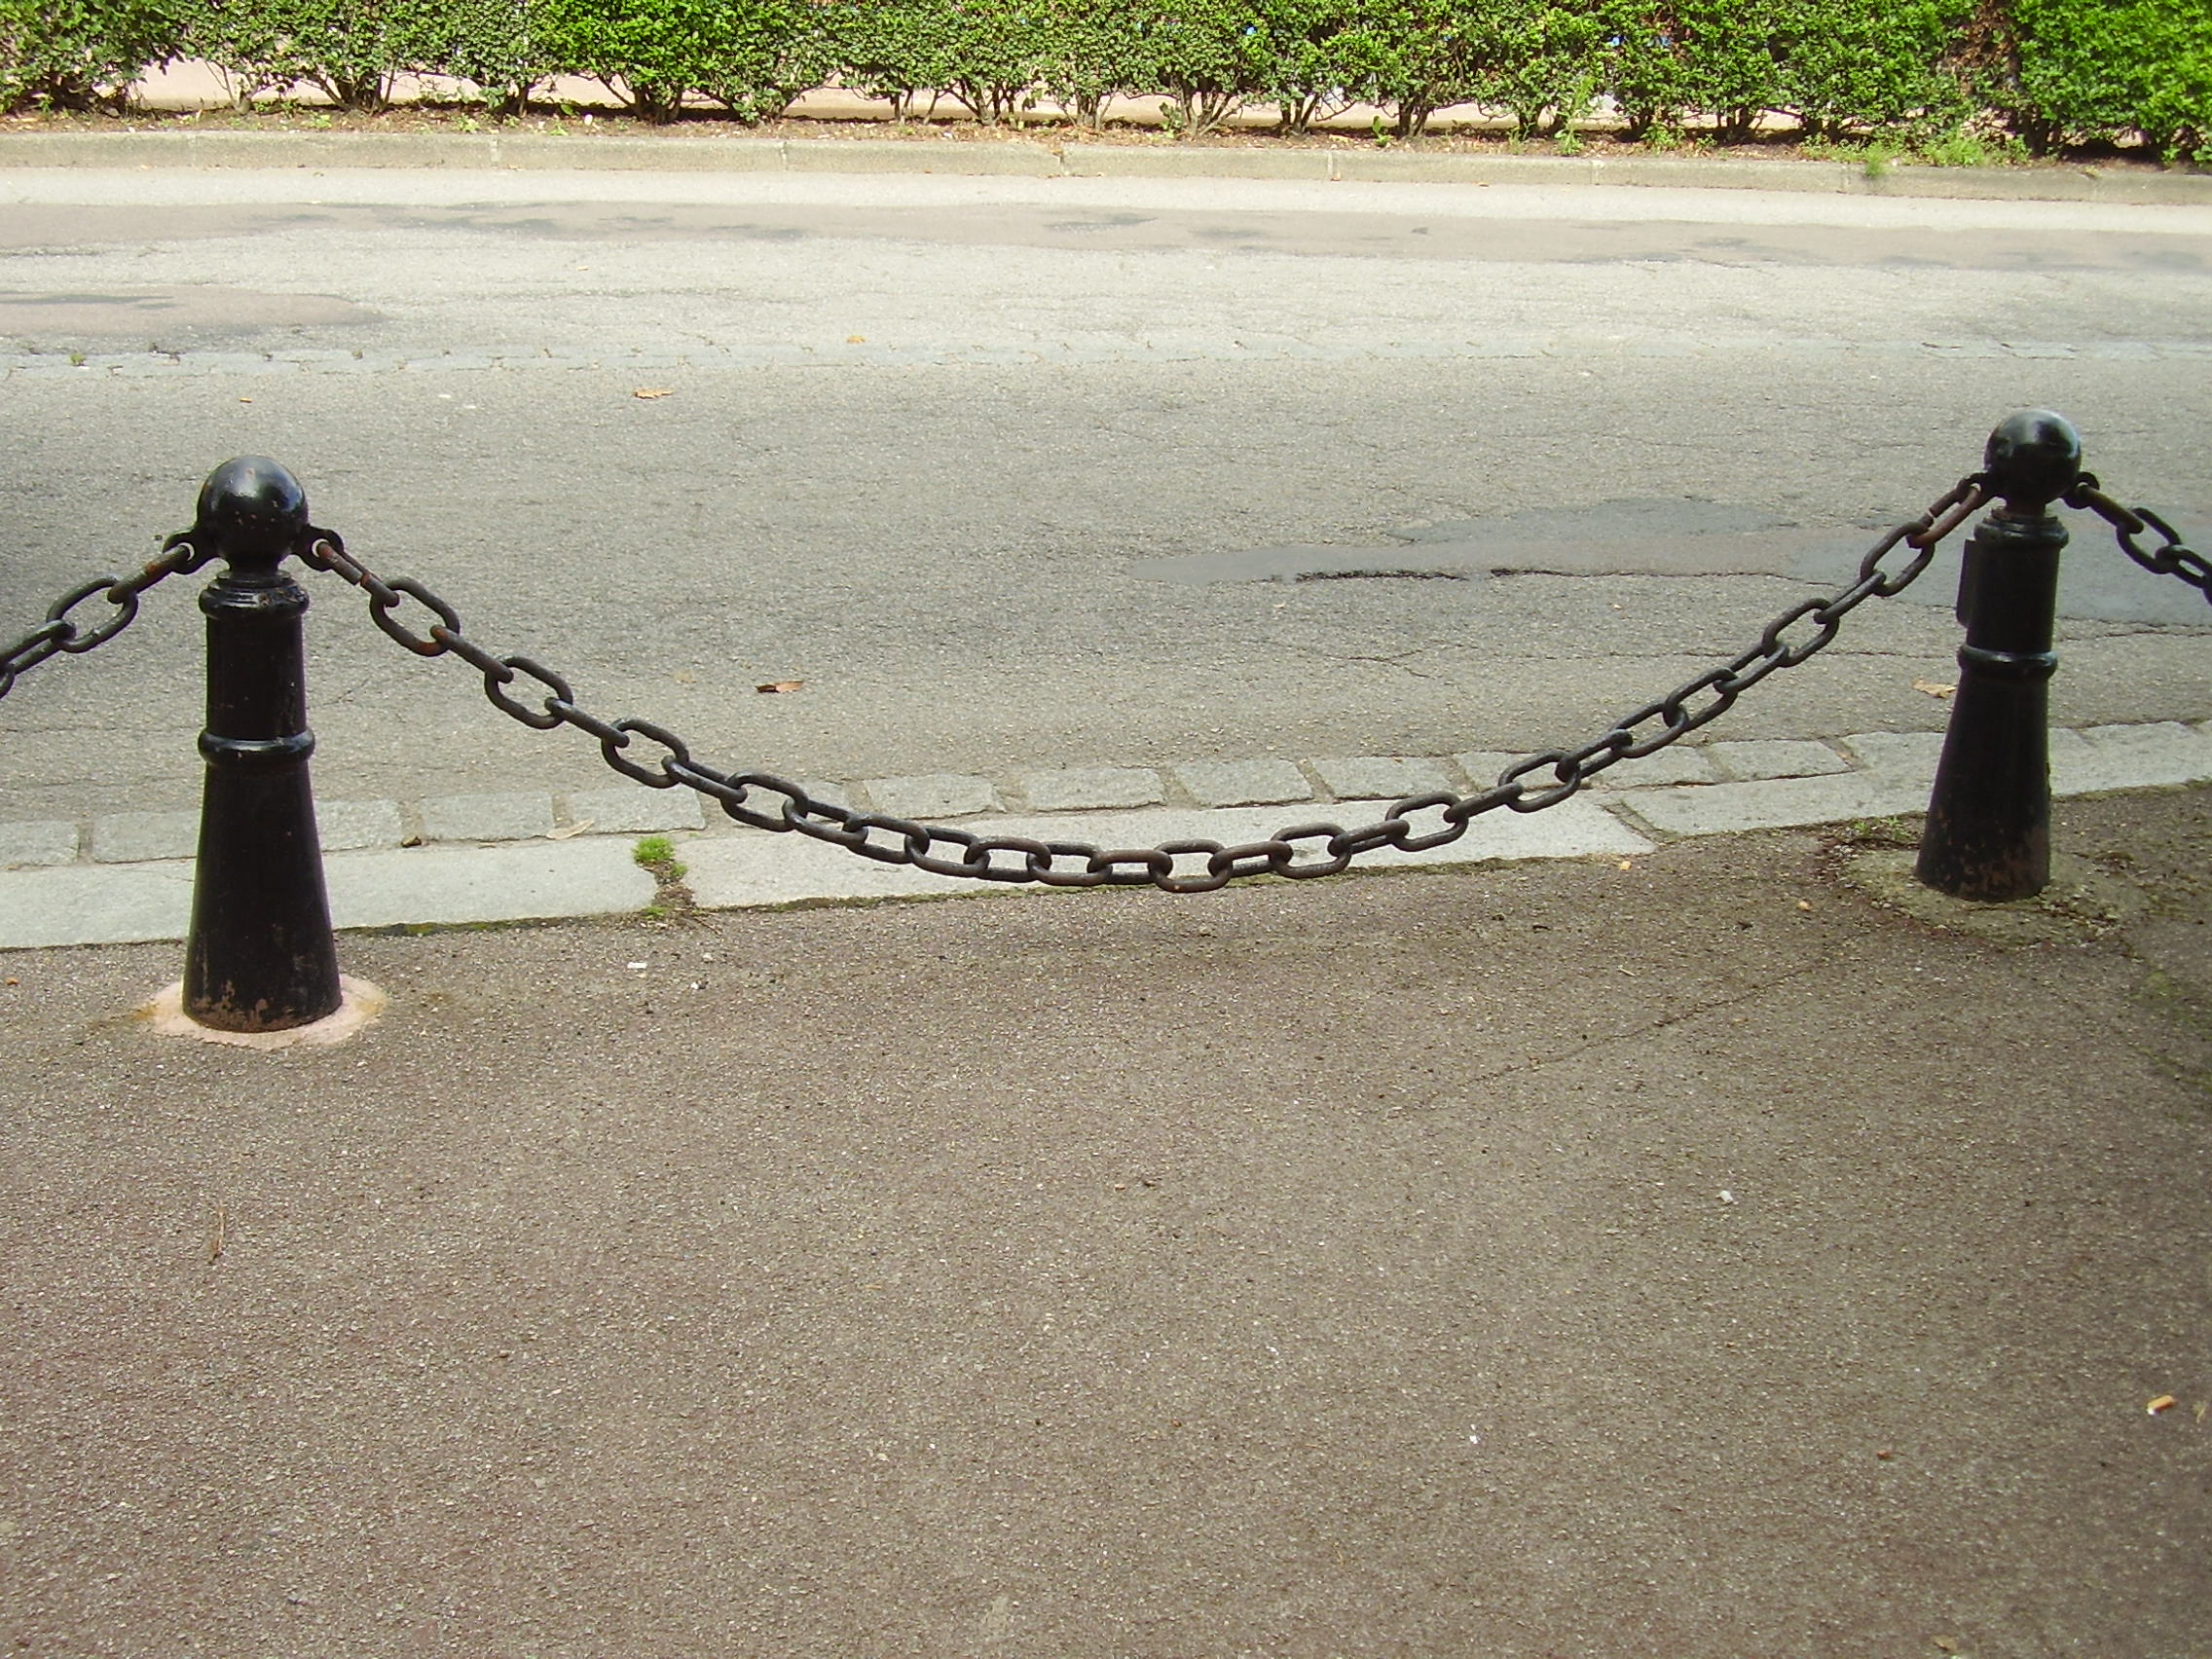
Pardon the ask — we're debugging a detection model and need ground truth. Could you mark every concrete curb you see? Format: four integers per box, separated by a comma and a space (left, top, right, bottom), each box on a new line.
3, 129, 2209, 206
13, 335, 2210, 385
9, 719, 2212, 950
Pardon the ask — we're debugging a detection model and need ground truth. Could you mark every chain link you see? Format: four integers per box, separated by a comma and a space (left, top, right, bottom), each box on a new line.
2067, 477, 2212, 601
301, 473, 1985, 894
0, 536, 210, 701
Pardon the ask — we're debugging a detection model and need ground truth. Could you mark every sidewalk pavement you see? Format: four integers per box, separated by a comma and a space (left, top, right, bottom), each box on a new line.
3, 778, 2208, 1656
10, 716, 2212, 949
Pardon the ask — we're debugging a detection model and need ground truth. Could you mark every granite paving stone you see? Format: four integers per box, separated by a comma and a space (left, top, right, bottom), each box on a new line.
1708, 739, 1853, 781
0, 862, 195, 948
949, 800, 1649, 881
2046, 727, 2097, 794
315, 799, 407, 853
1586, 748, 1721, 789
1020, 767, 1165, 812
1452, 752, 1535, 789
1625, 772, 1928, 837
1836, 731, 1945, 787
1311, 756, 1454, 800
90, 810, 198, 864
864, 774, 1000, 819
418, 792, 556, 843
0, 820, 79, 869
562, 787, 707, 835
2069, 721, 2212, 789
325, 841, 653, 930
1171, 759, 1314, 808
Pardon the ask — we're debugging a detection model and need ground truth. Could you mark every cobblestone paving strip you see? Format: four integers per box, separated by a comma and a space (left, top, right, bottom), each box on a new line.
9, 721, 2212, 948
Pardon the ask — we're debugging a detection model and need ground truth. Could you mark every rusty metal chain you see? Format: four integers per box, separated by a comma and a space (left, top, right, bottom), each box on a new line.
0, 539, 210, 701
2066, 477, 2212, 601
300, 473, 1984, 894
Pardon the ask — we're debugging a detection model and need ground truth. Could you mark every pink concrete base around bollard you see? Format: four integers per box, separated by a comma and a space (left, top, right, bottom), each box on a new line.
139, 976, 387, 1050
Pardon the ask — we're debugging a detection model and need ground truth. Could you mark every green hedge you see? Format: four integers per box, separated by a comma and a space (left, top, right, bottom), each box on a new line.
535, 0, 827, 121
3, 0, 2203, 163
180, 0, 462, 109
1, 0, 186, 110
2004, 0, 2210, 163
1602, 0, 1974, 144
1266, 0, 1364, 132
1779, 0, 1973, 139
1338, 0, 1490, 138
830, 0, 1056, 124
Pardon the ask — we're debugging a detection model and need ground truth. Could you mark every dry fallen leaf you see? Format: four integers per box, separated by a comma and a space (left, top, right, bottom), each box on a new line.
2148, 1394, 2178, 1415
756, 680, 804, 694
1913, 679, 1957, 699
847, 334, 866, 344
632, 387, 673, 400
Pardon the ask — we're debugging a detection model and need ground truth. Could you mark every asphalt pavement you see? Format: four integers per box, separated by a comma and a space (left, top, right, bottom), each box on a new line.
3, 136, 2210, 830
6, 786, 2211, 1656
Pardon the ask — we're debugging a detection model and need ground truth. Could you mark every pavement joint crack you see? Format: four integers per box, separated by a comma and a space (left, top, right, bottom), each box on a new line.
1470, 956, 1839, 1086
1274, 645, 1451, 681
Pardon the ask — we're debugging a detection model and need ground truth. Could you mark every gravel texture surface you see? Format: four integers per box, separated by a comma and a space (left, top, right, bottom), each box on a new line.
4, 792, 2209, 1655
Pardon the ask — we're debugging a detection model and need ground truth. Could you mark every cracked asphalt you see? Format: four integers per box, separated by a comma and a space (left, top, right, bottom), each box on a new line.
1, 166, 2209, 824
5, 789, 2210, 1655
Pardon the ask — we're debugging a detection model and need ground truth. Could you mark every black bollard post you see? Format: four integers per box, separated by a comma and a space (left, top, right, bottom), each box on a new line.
180, 458, 344, 1032
1915, 411, 2082, 903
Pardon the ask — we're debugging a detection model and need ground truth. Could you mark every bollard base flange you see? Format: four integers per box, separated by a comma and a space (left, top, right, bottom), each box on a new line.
1838, 849, 2146, 944
140, 975, 387, 1050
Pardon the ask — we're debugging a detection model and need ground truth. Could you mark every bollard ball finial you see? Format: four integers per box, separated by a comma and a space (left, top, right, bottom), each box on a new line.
196, 457, 310, 564
1982, 410, 2081, 513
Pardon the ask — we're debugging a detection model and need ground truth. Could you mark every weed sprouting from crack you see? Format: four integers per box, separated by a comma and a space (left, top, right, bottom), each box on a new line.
633, 834, 698, 922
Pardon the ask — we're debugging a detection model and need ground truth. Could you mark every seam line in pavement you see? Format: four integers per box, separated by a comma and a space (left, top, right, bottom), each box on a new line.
7, 719, 2211, 949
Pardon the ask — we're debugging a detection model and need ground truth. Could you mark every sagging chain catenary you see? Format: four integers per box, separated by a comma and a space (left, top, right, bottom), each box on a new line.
295, 473, 1989, 894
